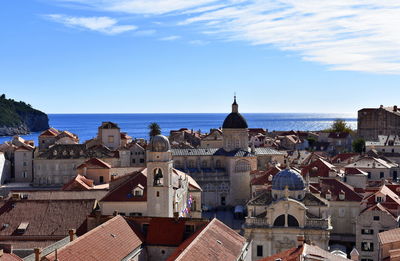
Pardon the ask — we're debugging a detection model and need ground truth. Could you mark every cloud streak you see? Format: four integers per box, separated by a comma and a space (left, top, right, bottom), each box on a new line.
159, 35, 181, 41
46, 14, 137, 35
50, 0, 400, 74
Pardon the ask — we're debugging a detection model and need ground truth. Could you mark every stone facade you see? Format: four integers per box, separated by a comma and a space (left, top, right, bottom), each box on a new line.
358, 105, 400, 140
244, 170, 331, 260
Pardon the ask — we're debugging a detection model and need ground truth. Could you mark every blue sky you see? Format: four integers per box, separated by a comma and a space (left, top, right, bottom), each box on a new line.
1, 0, 400, 114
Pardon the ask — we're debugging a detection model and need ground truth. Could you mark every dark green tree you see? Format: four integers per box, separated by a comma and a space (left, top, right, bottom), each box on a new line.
326, 119, 352, 133
148, 122, 161, 138
352, 138, 365, 153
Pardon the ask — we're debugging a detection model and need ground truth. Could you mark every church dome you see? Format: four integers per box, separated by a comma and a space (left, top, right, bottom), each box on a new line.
222, 96, 248, 129
272, 168, 305, 191
148, 135, 170, 152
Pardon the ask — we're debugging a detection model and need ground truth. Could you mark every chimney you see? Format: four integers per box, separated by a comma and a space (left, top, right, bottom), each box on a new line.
394, 105, 398, 112
296, 235, 305, 247
34, 248, 42, 261
68, 229, 76, 242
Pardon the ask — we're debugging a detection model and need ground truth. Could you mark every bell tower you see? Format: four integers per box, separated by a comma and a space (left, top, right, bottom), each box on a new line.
146, 135, 174, 217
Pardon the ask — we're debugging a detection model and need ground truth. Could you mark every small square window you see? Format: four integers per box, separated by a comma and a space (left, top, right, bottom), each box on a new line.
373, 216, 380, 221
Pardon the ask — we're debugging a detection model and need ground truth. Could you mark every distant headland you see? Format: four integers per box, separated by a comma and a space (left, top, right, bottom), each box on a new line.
0, 94, 49, 136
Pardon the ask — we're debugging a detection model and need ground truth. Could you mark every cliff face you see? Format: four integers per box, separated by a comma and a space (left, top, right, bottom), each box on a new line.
0, 94, 49, 136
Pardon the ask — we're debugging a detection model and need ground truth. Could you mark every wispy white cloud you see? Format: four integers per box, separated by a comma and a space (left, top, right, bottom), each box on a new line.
55, 0, 218, 14
188, 39, 209, 45
159, 35, 181, 41
49, 0, 400, 74
46, 14, 137, 35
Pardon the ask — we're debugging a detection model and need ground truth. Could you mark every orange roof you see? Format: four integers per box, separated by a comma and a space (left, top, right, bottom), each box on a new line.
146, 218, 186, 246
62, 174, 94, 191
44, 215, 142, 261
259, 246, 303, 261
167, 218, 247, 261
77, 158, 111, 169
39, 128, 59, 137
379, 227, 400, 245
0, 253, 23, 261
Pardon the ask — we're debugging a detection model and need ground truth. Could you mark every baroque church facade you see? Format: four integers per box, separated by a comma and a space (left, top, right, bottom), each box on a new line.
244, 168, 331, 260
171, 97, 285, 207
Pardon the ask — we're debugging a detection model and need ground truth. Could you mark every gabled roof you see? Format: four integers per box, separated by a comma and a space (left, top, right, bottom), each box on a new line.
62, 174, 95, 191
167, 218, 247, 261
313, 178, 363, 202
0, 253, 23, 261
301, 158, 336, 178
39, 128, 60, 137
331, 153, 360, 163
77, 158, 112, 169
173, 169, 202, 191
146, 218, 186, 246
43, 215, 142, 261
99, 121, 119, 129
378, 227, 400, 245
0, 199, 96, 237
101, 171, 147, 202
259, 243, 350, 261
251, 167, 281, 186
345, 167, 368, 176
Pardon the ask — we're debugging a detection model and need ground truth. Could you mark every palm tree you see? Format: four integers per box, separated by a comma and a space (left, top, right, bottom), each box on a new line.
148, 122, 161, 138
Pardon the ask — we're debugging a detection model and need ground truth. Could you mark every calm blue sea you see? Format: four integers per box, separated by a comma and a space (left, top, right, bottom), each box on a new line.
0, 113, 357, 145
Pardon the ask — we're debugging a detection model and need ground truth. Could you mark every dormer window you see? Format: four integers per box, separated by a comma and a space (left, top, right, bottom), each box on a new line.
133, 184, 144, 197
339, 191, 345, 200
376, 196, 384, 203
53, 150, 57, 156
325, 191, 332, 200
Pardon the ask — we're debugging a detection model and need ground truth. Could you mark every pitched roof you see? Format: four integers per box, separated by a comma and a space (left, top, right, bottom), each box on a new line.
61, 174, 95, 191
0, 199, 96, 237
345, 167, 368, 176
77, 158, 112, 169
99, 121, 119, 129
259, 244, 350, 261
251, 167, 281, 186
301, 158, 336, 177
38, 144, 116, 159
331, 153, 360, 163
44, 215, 142, 261
101, 171, 147, 202
8, 190, 107, 201
146, 218, 187, 246
39, 128, 60, 137
313, 178, 363, 202
167, 218, 247, 261
0, 253, 23, 261
378, 227, 400, 245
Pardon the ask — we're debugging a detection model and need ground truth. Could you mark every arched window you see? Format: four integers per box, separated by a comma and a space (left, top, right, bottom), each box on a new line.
153, 168, 163, 186
273, 215, 285, 227
288, 215, 299, 227
273, 214, 299, 227
235, 160, 250, 172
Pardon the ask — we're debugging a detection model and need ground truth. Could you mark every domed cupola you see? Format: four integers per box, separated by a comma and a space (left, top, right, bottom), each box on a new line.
272, 168, 305, 191
148, 135, 171, 152
222, 96, 248, 129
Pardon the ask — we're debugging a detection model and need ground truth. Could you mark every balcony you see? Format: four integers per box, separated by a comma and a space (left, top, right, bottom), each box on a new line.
244, 217, 331, 230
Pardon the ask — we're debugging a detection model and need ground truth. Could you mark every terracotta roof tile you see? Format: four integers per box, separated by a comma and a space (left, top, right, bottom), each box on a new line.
167, 218, 247, 261
101, 171, 147, 202
146, 218, 186, 246
0, 199, 96, 237
44, 215, 142, 261
0, 253, 23, 261
379, 227, 400, 245
77, 158, 111, 169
